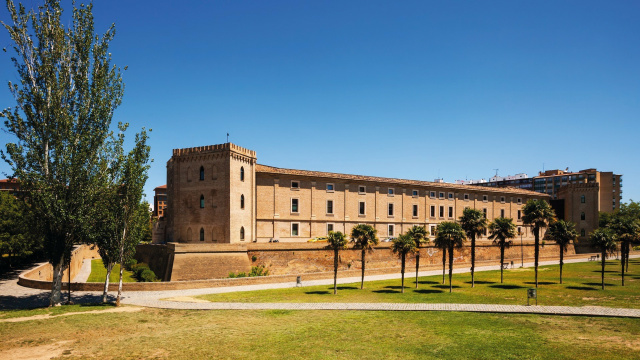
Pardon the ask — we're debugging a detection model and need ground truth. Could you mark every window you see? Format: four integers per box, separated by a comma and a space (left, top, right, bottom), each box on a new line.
327, 223, 334, 234
448, 206, 454, 218
291, 223, 299, 236
430, 191, 436, 198
517, 210, 521, 220
448, 193, 454, 200
464, 194, 469, 201
359, 201, 366, 215
581, 228, 586, 237
580, 195, 586, 203
500, 209, 505, 218
200, 195, 205, 208
517, 226, 522, 234
430, 226, 436, 235
430, 205, 436, 218
388, 203, 394, 216
439, 192, 445, 199
240, 167, 245, 181
412, 190, 419, 197
358, 186, 366, 194
327, 200, 334, 214
517, 198, 522, 205
240, 226, 245, 240
291, 180, 299, 190
291, 198, 299, 213
200, 228, 205, 241
581, 212, 585, 221
482, 208, 487, 219
388, 188, 395, 196
240, 195, 245, 209
388, 224, 394, 237
439, 206, 444, 218
326, 183, 334, 192
412, 204, 418, 217
199, 166, 205, 181
500, 196, 505, 203
483, 195, 488, 202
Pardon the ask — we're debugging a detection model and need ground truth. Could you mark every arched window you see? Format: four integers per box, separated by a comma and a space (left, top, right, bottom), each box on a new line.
580, 195, 586, 203
240, 226, 245, 240
581, 212, 586, 221
241, 194, 245, 209
200, 166, 205, 181
200, 228, 205, 241
240, 167, 245, 181
200, 195, 205, 208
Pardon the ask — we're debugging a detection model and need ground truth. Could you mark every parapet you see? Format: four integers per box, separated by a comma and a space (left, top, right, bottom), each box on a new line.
172, 143, 256, 158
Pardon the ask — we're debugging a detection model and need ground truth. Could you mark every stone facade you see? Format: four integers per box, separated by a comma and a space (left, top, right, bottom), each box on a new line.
557, 182, 600, 241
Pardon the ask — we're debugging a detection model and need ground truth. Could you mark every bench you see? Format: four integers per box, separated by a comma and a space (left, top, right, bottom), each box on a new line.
502, 263, 510, 270
589, 255, 597, 261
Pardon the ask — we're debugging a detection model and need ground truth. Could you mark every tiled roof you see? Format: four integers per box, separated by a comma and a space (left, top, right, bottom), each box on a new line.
154, 185, 167, 191
256, 164, 546, 196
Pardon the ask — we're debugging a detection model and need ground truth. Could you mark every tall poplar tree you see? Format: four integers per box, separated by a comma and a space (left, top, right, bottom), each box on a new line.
1, 0, 124, 305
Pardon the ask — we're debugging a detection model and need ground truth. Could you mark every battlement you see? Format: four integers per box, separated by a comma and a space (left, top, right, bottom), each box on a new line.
172, 143, 256, 158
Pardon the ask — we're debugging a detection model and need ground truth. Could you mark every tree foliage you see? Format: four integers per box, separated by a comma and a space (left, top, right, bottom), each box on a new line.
459, 208, 487, 288
589, 228, 618, 290
548, 220, 578, 284
522, 199, 556, 288
326, 231, 348, 295
350, 224, 379, 290
434, 221, 466, 293
391, 233, 417, 293
406, 225, 428, 289
0, 191, 43, 267
488, 217, 516, 283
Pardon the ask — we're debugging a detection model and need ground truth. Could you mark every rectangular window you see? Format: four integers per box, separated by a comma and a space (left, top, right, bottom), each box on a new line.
413, 204, 418, 217
500, 209, 505, 218
439, 206, 444, 218
482, 208, 487, 219
581, 195, 586, 203
326, 200, 334, 214
388, 203, 394, 216
291, 223, 299, 236
517, 210, 521, 220
483, 195, 488, 202
430, 226, 436, 235
327, 223, 334, 234
500, 196, 505, 203
439, 192, 445, 199
464, 193, 469, 201
291, 181, 299, 190
412, 189, 419, 197
517, 198, 522, 205
448, 206, 453, 218
430, 205, 436, 218
326, 183, 334, 192
517, 226, 522, 234
430, 191, 436, 199
359, 201, 366, 215
448, 193, 454, 200
291, 198, 299, 213
359, 185, 366, 194
388, 188, 395, 196
388, 224, 394, 237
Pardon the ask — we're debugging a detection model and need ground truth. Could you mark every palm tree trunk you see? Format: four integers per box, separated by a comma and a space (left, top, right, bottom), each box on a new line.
333, 248, 338, 295
621, 242, 625, 287
500, 245, 504, 284
534, 227, 540, 288
442, 247, 447, 284
401, 253, 405, 294
448, 245, 454, 293
601, 249, 606, 290
625, 242, 630, 272
471, 235, 476, 288
415, 251, 420, 289
360, 249, 365, 290
559, 248, 564, 285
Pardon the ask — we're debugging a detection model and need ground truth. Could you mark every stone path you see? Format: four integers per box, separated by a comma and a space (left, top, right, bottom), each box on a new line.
72, 259, 92, 283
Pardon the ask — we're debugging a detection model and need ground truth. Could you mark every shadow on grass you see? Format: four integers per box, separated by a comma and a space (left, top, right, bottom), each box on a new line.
591, 270, 619, 274
433, 284, 461, 289
566, 286, 597, 291
373, 289, 400, 294
305, 291, 330, 295
384, 286, 405, 290
414, 289, 444, 294
417, 281, 439, 285
489, 284, 525, 289
466, 280, 496, 285
336, 286, 359, 290
524, 281, 555, 285
583, 282, 616, 287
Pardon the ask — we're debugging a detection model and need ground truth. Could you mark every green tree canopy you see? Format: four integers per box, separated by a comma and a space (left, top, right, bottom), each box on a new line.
522, 199, 556, 288
459, 208, 487, 287
350, 224, 379, 290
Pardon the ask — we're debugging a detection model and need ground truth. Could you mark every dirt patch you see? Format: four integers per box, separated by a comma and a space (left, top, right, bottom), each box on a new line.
0, 340, 73, 360
162, 296, 210, 303
0, 306, 143, 323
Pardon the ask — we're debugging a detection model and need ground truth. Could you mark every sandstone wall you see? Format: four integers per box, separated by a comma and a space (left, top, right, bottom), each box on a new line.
20, 244, 100, 282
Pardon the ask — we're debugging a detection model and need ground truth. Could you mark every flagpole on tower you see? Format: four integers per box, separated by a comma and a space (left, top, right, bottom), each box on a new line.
227, 133, 229, 143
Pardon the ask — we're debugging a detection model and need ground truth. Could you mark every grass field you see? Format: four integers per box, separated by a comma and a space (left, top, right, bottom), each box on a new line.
1, 307, 639, 359
197, 259, 640, 308
86, 259, 136, 283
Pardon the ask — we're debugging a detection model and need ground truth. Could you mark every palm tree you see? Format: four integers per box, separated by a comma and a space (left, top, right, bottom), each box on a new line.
434, 221, 466, 293
607, 216, 639, 286
406, 225, 429, 288
459, 208, 488, 287
488, 217, 516, 283
391, 234, 417, 293
589, 228, 618, 290
548, 220, 578, 284
350, 224, 379, 290
522, 199, 556, 288
325, 231, 348, 295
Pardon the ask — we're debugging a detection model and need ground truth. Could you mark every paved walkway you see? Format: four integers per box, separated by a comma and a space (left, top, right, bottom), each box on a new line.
72, 259, 92, 283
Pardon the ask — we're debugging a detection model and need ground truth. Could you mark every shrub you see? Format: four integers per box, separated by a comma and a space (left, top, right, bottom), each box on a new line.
251, 255, 257, 262
124, 258, 137, 271
139, 269, 157, 282
249, 265, 269, 277
634, 245, 640, 251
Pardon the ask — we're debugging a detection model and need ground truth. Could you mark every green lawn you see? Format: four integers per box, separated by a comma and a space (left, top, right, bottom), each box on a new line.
197, 258, 640, 308
86, 259, 136, 283
0, 303, 116, 320
1, 308, 639, 359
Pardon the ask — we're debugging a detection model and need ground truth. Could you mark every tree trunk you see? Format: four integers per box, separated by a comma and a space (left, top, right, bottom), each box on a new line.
500, 245, 504, 284
448, 245, 454, 293
442, 247, 447, 284
360, 249, 365, 290
471, 234, 476, 288
50, 253, 65, 306
534, 227, 540, 288
621, 242, 625, 287
333, 248, 338, 295
625, 242, 630, 272
401, 252, 405, 294
559, 248, 564, 285
415, 251, 420, 289
601, 249, 606, 290
103, 262, 113, 303
116, 226, 127, 306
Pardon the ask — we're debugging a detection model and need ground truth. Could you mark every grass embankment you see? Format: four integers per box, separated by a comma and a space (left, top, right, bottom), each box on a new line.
197, 259, 640, 308
86, 259, 136, 283
0, 308, 639, 359
0, 303, 115, 320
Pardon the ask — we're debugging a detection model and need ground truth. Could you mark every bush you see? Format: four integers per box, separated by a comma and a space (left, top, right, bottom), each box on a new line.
124, 258, 137, 271
249, 265, 269, 277
634, 245, 640, 251
251, 255, 257, 262
139, 269, 157, 282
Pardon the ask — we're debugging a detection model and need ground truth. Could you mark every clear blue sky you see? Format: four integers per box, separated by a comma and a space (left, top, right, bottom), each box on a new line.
1, 1, 639, 206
